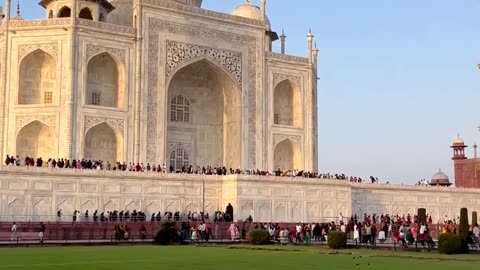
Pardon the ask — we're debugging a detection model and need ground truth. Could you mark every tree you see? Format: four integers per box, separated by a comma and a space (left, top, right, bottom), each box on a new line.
472, 211, 478, 226
459, 208, 469, 253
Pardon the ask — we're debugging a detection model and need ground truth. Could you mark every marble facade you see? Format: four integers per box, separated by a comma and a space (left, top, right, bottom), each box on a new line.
0, 0, 318, 172
0, 167, 479, 222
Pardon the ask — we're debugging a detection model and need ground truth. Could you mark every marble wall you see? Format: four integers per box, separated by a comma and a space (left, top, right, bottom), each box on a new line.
0, 167, 479, 223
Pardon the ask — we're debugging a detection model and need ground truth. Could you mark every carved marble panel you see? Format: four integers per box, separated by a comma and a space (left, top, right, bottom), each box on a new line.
185, 187, 201, 196
322, 191, 334, 198
289, 189, 303, 198
144, 185, 162, 194
84, 116, 125, 135
31, 196, 51, 221
272, 188, 287, 197
16, 115, 56, 131
273, 73, 302, 88
259, 188, 271, 196
122, 184, 142, 194
166, 186, 180, 194
33, 182, 52, 191
56, 183, 76, 192
56, 196, 75, 214
79, 198, 97, 213
103, 184, 121, 193
18, 43, 58, 61
86, 44, 126, 64
124, 198, 141, 210
80, 184, 98, 193
273, 134, 302, 149
8, 180, 27, 190
164, 199, 179, 212
306, 190, 318, 198
166, 41, 242, 84
307, 201, 319, 218
103, 198, 120, 211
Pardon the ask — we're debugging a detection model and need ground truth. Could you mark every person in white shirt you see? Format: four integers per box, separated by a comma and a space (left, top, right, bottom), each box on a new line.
473, 224, 480, 245
340, 223, 346, 233
11, 222, 17, 241
338, 213, 343, 223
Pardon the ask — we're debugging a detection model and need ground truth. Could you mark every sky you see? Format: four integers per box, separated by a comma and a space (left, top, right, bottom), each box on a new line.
9, 0, 480, 184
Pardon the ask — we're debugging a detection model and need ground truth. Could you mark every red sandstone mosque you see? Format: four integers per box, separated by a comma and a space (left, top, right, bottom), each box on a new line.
451, 136, 480, 188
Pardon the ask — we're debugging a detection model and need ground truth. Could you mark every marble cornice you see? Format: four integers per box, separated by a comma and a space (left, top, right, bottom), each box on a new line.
8, 18, 71, 29
141, 0, 265, 29
266, 51, 309, 65
77, 19, 136, 37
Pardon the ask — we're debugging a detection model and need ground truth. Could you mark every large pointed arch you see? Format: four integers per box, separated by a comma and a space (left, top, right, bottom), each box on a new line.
273, 79, 302, 127
18, 49, 57, 105
86, 52, 125, 108
16, 120, 55, 159
84, 122, 123, 163
166, 58, 241, 169
165, 55, 241, 91
273, 138, 301, 171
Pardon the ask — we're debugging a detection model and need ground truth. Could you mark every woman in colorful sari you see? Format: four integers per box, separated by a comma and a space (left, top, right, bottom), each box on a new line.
228, 223, 238, 241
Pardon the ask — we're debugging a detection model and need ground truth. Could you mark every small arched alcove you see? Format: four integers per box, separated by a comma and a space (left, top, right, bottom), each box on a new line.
58, 6, 71, 18
79, 8, 93, 20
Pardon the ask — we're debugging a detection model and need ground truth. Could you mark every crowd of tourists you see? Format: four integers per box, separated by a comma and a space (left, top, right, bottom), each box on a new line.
4, 155, 383, 184
60, 206, 236, 224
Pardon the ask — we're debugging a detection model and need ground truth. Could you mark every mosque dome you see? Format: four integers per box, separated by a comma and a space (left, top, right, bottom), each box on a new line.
231, 0, 271, 30
429, 169, 452, 186
453, 137, 464, 145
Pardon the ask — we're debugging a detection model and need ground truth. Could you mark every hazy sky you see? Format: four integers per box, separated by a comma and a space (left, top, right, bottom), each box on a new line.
10, 0, 480, 184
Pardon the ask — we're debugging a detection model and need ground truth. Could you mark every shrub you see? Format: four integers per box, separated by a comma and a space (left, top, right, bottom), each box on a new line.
459, 208, 470, 253
438, 233, 463, 254
472, 211, 478, 226
248, 229, 270, 245
154, 222, 180, 245
327, 231, 347, 249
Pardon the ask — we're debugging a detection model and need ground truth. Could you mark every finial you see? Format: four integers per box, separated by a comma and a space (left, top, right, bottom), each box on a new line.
307, 28, 314, 38
16, 0, 20, 17
280, 28, 286, 38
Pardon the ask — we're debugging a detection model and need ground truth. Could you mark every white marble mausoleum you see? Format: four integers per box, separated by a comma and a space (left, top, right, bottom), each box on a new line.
0, 0, 318, 172
1, 1, 479, 224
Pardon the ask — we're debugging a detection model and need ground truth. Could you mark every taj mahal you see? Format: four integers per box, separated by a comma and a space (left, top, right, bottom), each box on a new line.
0, 0, 479, 223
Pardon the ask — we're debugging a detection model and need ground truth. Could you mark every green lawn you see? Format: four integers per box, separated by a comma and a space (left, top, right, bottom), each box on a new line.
0, 245, 478, 270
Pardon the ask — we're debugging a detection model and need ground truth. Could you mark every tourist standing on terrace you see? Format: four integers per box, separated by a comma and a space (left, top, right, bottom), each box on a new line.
39, 222, 45, 247
10, 222, 16, 241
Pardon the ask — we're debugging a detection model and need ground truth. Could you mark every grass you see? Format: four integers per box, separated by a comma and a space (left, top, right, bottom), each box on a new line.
0, 245, 479, 270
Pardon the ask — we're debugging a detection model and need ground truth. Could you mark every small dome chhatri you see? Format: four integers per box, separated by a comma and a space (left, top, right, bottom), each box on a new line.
231, 0, 271, 30
429, 169, 452, 187
453, 135, 464, 145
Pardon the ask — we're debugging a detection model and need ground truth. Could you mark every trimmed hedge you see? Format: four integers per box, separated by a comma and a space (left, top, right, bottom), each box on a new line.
327, 231, 347, 249
248, 229, 270, 245
472, 211, 478, 226
459, 208, 470, 253
154, 222, 180, 245
438, 233, 463, 254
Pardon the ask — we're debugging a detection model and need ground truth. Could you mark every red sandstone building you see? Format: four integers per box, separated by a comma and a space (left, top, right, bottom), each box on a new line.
452, 136, 480, 188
